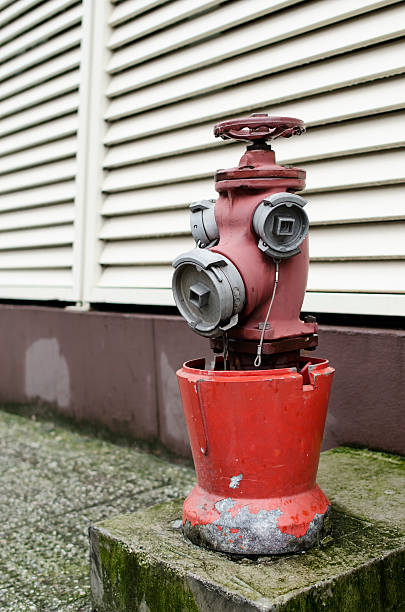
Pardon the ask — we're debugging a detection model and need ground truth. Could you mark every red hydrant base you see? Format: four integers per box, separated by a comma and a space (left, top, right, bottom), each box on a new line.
177, 356, 334, 555
183, 484, 331, 555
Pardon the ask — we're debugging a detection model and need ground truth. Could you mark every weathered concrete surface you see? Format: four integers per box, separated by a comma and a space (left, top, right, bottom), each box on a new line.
91, 448, 405, 612
0, 406, 195, 611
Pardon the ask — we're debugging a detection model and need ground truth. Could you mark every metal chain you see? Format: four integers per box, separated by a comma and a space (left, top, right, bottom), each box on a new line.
254, 259, 280, 368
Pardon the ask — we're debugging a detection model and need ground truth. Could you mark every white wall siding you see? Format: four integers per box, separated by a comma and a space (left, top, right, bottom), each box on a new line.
0, 0, 83, 300
84, 0, 405, 315
0, 0, 404, 316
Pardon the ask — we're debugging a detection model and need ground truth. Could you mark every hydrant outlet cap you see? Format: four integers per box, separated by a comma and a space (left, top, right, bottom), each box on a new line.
172, 249, 245, 337
253, 192, 309, 259
189, 199, 219, 247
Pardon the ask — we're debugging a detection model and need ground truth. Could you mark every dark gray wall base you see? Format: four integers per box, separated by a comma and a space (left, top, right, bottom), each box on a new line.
0, 304, 403, 456
90, 448, 405, 612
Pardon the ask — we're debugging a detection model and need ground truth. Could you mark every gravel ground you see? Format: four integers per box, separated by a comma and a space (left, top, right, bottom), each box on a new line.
0, 407, 195, 611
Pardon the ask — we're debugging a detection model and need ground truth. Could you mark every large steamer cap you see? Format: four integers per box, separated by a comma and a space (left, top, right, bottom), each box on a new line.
172, 249, 245, 338
214, 114, 305, 143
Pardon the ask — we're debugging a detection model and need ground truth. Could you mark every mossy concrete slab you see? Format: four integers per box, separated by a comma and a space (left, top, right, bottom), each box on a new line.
90, 448, 405, 612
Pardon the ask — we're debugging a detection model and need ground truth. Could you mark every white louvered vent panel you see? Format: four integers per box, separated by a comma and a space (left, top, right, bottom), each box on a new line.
85, 0, 405, 315
0, 0, 83, 300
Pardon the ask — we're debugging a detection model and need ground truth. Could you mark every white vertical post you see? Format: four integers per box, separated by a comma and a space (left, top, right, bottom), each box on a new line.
73, 0, 111, 306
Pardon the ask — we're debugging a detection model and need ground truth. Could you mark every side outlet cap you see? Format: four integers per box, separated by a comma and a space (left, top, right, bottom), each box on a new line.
253, 192, 309, 259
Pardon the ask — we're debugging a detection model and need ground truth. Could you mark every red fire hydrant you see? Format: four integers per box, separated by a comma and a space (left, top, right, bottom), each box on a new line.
172, 115, 334, 555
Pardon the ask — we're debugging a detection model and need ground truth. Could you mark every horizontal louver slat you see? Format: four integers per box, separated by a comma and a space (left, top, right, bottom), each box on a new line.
309, 222, 405, 260
304, 150, 405, 192
307, 186, 405, 225
100, 236, 194, 265
100, 209, 189, 240
0, 225, 74, 251
0, 269, 72, 286
307, 261, 405, 293
0, 1, 16, 12
90, 286, 174, 305
0, 247, 72, 269
100, 264, 173, 286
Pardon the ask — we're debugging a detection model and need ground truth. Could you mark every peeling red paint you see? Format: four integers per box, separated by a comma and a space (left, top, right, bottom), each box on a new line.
183, 484, 329, 538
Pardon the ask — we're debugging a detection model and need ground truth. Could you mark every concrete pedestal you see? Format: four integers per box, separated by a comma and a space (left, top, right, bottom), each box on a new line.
90, 448, 405, 612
